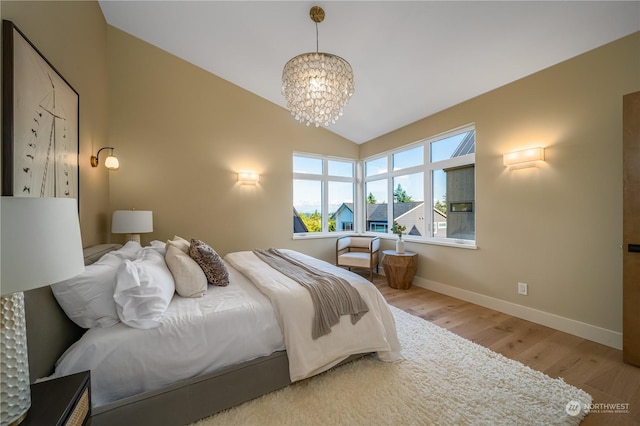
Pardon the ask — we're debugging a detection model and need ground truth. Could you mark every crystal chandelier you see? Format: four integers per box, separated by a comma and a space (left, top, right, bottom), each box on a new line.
282, 6, 354, 127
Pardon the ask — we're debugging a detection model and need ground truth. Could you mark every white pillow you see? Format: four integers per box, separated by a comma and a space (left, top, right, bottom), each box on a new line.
149, 240, 167, 256
108, 241, 143, 260
51, 242, 142, 328
165, 245, 207, 298
114, 247, 176, 329
166, 236, 190, 254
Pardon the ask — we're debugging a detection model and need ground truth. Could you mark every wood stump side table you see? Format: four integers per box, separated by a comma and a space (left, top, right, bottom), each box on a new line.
382, 250, 417, 290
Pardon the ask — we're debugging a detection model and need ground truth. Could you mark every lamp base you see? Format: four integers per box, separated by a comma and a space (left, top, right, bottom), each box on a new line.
123, 234, 141, 244
7, 412, 28, 426
1, 293, 31, 426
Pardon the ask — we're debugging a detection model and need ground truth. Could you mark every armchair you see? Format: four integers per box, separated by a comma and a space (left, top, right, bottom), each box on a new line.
336, 236, 381, 281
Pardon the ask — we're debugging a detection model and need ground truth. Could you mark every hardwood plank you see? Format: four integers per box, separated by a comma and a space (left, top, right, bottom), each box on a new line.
461, 321, 514, 348
513, 330, 583, 373
580, 384, 635, 426
586, 359, 640, 401
544, 340, 618, 387
630, 385, 640, 423
488, 317, 556, 359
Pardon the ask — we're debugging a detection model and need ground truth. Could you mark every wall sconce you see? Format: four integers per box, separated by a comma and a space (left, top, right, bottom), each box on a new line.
503, 147, 545, 170
91, 147, 120, 170
238, 171, 259, 185
112, 210, 153, 243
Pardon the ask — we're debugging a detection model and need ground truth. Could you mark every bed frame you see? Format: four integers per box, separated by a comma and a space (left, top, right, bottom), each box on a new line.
24, 262, 366, 425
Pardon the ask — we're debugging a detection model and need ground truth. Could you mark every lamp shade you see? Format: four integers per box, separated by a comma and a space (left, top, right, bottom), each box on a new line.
503, 147, 545, 170
1, 197, 85, 296
104, 155, 120, 170
111, 210, 153, 234
238, 171, 259, 185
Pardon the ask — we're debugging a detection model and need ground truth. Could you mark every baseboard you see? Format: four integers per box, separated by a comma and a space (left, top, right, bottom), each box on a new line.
409, 276, 622, 350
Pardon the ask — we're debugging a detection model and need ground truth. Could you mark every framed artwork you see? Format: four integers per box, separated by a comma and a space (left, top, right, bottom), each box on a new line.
2, 20, 79, 200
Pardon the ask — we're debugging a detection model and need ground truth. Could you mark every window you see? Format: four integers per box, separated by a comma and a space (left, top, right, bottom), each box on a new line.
363, 125, 475, 246
293, 154, 356, 234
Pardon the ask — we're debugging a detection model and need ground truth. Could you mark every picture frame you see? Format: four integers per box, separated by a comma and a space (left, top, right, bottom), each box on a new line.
2, 20, 79, 200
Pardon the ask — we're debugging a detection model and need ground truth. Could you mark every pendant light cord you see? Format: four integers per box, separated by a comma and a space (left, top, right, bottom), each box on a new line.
315, 21, 319, 52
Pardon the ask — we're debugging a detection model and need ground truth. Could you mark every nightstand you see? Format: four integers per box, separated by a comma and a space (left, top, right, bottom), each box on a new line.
382, 250, 418, 290
23, 371, 91, 426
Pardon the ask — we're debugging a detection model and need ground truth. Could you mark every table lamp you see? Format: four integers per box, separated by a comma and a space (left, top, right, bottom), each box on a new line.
1, 197, 85, 426
111, 210, 153, 244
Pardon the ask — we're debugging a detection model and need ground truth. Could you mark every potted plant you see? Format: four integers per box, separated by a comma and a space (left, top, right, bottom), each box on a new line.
391, 221, 406, 253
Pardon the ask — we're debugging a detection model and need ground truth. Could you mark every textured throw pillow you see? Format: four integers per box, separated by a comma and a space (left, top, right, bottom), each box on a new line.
189, 239, 229, 286
114, 247, 176, 329
51, 242, 142, 328
165, 245, 207, 298
166, 235, 190, 254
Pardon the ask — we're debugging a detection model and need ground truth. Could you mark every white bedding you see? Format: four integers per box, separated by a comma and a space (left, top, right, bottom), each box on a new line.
45, 262, 285, 407
224, 249, 402, 381
46, 249, 401, 408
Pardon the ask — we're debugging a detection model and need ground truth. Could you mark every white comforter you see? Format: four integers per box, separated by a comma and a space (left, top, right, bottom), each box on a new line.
224, 249, 402, 381
45, 263, 285, 407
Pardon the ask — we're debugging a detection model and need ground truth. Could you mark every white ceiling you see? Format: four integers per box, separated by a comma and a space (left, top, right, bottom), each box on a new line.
99, 1, 640, 144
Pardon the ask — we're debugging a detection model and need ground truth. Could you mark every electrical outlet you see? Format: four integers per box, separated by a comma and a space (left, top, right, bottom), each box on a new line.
518, 282, 528, 296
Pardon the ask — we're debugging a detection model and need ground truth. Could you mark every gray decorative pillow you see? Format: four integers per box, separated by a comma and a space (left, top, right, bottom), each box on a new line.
189, 239, 230, 286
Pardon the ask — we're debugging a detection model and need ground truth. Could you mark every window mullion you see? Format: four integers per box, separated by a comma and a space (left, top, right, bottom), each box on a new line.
425, 163, 433, 239
293, 172, 323, 181
387, 154, 393, 235
322, 160, 329, 233
356, 160, 364, 233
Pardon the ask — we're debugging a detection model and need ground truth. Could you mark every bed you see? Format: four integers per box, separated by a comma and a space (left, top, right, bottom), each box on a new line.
24, 240, 401, 425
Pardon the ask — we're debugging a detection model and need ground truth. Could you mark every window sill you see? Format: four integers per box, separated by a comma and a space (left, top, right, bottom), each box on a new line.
370, 234, 478, 250
293, 232, 477, 249
292, 231, 355, 240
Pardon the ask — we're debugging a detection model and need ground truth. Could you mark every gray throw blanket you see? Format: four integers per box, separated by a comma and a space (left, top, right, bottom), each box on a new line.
253, 249, 369, 339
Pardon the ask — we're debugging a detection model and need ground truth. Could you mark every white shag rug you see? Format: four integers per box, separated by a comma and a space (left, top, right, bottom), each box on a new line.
194, 306, 591, 425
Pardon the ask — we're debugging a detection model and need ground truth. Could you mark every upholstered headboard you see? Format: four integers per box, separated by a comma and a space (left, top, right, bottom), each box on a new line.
24, 244, 121, 382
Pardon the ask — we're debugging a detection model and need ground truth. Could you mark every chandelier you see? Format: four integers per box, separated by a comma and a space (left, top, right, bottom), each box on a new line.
282, 6, 355, 127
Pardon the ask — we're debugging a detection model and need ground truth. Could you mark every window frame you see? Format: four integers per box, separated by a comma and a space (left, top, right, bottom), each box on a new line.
292, 153, 358, 238
362, 124, 476, 249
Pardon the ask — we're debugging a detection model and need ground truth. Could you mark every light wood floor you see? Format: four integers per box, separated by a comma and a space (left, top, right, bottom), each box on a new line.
370, 274, 640, 425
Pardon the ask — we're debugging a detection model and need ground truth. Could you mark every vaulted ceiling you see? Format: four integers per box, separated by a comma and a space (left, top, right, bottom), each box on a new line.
99, 1, 640, 144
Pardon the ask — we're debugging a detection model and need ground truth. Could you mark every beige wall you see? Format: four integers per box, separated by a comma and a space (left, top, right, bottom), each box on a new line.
2, 1, 110, 247
361, 32, 640, 333
106, 27, 358, 260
